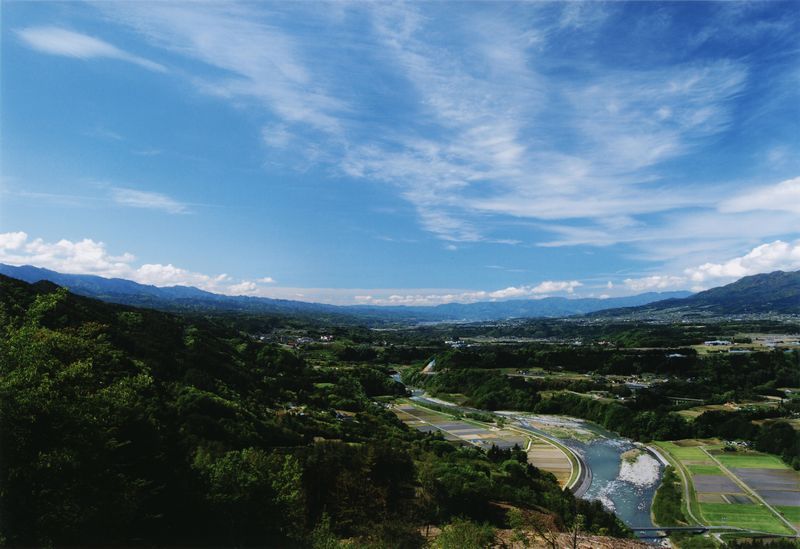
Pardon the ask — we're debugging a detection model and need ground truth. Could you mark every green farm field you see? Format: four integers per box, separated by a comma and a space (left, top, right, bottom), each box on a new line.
654, 440, 799, 536
656, 441, 710, 461
777, 506, 800, 525
715, 453, 789, 469
687, 464, 723, 476
699, 503, 793, 535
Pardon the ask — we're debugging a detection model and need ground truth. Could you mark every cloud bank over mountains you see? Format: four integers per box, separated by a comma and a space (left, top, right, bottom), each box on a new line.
3, 231, 798, 306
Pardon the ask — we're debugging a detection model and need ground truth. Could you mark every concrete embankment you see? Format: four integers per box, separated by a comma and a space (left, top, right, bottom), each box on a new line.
571, 451, 593, 497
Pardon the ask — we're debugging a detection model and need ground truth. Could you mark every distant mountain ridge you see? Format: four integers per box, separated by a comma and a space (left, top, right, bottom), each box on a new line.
0, 263, 691, 322
594, 270, 800, 317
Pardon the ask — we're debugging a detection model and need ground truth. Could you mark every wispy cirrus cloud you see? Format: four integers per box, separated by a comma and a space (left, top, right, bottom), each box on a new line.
93, 2, 785, 256
16, 26, 166, 72
110, 187, 189, 214
20, 2, 797, 283
537, 176, 800, 270
2, 185, 193, 215
719, 176, 800, 215
98, 3, 345, 138
338, 3, 751, 248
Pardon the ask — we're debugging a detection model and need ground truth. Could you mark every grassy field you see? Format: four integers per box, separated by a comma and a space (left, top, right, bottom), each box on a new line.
699, 503, 793, 535
777, 506, 800, 525
715, 453, 789, 469
656, 441, 710, 461
687, 464, 724, 476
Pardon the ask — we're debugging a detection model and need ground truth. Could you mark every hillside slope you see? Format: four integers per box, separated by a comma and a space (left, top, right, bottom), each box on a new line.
0, 275, 628, 546
595, 270, 800, 317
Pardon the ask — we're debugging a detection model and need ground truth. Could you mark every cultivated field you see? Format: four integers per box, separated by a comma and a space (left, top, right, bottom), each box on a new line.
654, 440, 799, 536
393, 401, 574, 488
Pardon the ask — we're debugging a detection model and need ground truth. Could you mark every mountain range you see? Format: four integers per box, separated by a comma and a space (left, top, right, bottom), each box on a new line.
0, 263, 691, 322
593, 269, 800, 318
2, 263, 797, 322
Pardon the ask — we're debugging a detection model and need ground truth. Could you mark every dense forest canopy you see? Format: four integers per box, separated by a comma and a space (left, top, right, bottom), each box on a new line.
0, 275, 627, 547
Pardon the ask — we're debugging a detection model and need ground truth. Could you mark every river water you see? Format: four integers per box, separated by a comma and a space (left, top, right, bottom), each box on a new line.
513, 415, 663, 532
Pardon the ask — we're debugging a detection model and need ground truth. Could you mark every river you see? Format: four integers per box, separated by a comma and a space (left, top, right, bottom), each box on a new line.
511, 414, 663, 533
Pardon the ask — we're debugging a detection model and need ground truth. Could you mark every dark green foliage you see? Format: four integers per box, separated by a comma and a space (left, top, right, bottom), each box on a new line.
728, 539, 800, 548
0, 275, 627, 547
432, 518, 496, 549
652, 467, 685, 526
407, 368, 539, 410
755, 421, 800, 469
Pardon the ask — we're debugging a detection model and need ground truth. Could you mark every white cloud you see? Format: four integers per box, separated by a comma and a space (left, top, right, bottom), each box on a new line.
530, 280, 583, 294
351, 280, 583, 306
0, 231, 588, 305
340, 4, 749, 244
261, 125, 293, 149
624, 275, 688, 293
536, 184, 800, 271
686, 240, 800, 284
0, 231, 27, 250
624, 239, 800, 292
719, 177, 800, 215
111, 187, 189, 214
2, 186, 192, 215
16, 26, 166, 72
83, 1, 783, 264
100, 3, 344, 135
0, 231, 274, 296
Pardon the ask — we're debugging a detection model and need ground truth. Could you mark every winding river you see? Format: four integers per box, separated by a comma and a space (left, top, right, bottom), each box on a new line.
511, 414, 663, 533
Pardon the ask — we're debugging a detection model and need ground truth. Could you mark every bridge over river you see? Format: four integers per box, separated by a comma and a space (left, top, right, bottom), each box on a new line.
631, 526, 743, 536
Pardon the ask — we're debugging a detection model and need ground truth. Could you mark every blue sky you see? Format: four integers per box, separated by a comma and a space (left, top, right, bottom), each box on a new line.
1, 1, 799, 305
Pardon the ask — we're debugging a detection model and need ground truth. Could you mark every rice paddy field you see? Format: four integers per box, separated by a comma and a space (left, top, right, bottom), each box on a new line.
654, 440, 800, 535
392, 401, 574, 488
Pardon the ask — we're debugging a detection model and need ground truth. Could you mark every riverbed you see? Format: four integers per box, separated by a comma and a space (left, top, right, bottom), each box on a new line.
510, 414, 663, 532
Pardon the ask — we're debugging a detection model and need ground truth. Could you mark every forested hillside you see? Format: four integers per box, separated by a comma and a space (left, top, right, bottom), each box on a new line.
0, 275, 627, 547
